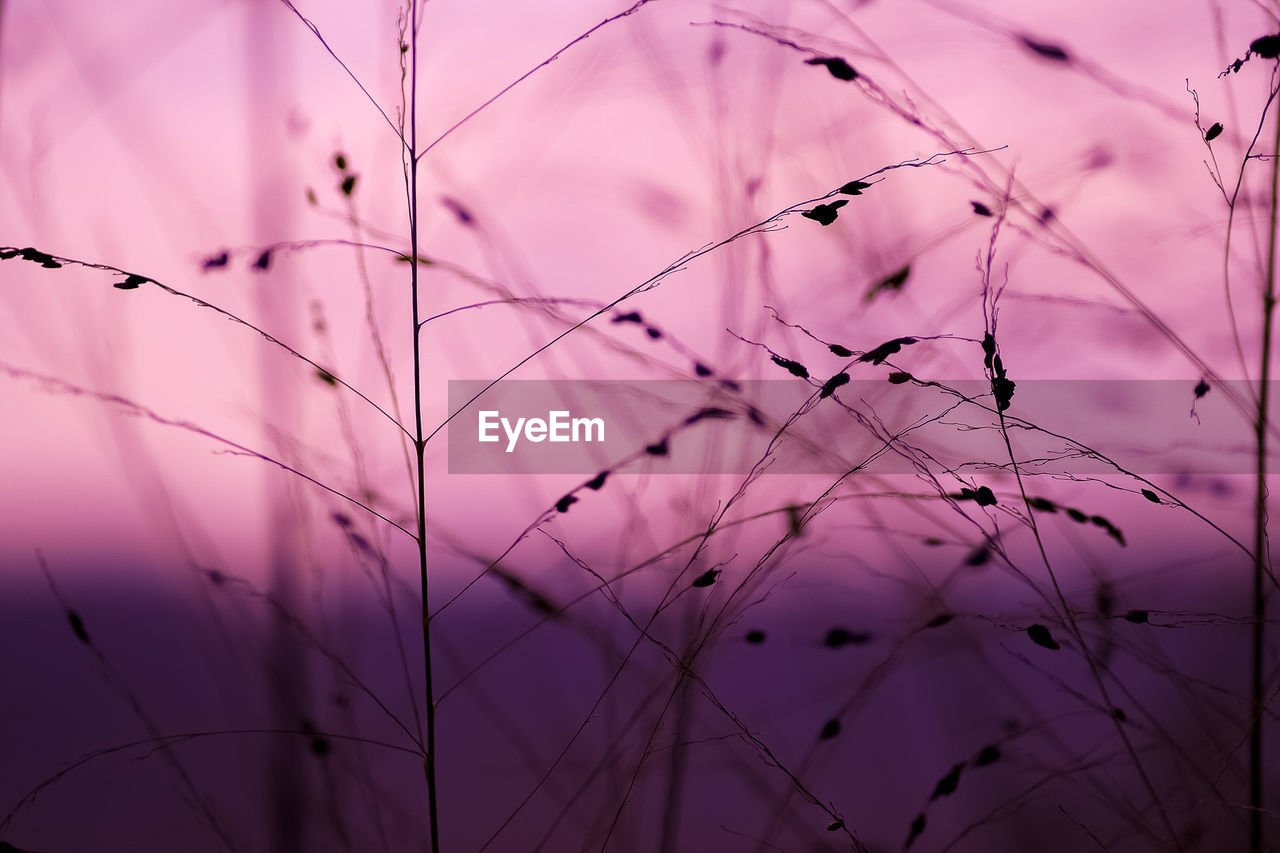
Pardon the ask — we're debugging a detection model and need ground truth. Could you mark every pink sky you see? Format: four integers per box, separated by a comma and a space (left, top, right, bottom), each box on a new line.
2, 1, 1279, 850
1, 0, 1271, 575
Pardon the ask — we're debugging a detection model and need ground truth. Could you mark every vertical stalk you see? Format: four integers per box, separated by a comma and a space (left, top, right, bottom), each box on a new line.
1250, 71, 1280, 853
658, 609, 695, 853
407, 2, 441, 849
247, 4, 308, 848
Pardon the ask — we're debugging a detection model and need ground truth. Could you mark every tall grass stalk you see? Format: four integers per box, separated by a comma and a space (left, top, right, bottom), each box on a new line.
5, 4, 1280, 851
1250, 58, 1280, 853
403, 0, 441, 847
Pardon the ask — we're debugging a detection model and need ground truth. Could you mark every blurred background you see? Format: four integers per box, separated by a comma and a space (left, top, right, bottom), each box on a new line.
1, 0, 1278, 850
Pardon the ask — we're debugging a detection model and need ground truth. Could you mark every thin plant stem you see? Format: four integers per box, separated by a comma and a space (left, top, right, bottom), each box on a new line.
1250, 62, 1280, 853
405, 1, 441, 848
414, 0, 657, 163
0, 246, 412, 440
997, 402, 1184, 851
978, 201, 1184, 849
278, 0, 407, 149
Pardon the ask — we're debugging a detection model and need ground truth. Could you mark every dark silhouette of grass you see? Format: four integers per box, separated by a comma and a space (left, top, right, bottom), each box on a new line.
5, 3, 1280, 853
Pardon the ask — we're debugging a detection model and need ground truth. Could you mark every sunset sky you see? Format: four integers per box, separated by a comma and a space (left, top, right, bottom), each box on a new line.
2, 1, 1278, 850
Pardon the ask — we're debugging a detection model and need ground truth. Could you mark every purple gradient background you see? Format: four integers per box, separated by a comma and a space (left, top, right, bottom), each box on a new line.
1, 0, 1278, 851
